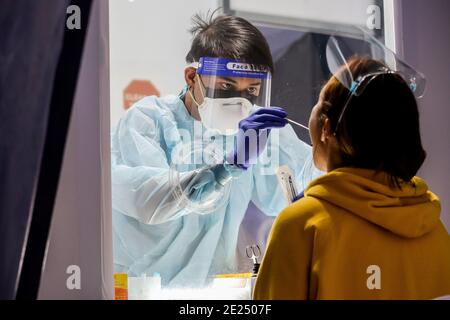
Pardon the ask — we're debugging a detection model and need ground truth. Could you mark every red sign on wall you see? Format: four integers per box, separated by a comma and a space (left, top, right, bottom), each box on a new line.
123, 80, 160, 110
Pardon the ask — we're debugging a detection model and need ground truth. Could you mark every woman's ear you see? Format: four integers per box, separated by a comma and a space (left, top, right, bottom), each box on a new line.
184, 67, 197, 88
321, 117, 332, 143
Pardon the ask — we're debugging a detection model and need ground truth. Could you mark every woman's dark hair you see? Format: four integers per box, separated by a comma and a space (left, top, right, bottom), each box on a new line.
320, 57, 426, 188
186, 12, 274, 73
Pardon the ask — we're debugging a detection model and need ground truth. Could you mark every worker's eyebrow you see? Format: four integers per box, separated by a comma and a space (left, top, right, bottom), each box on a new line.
218, 77, 261, 86
218, 77, 238, 84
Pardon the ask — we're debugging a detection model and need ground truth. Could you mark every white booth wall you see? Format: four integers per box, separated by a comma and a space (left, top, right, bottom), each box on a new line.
38, 0, 112, 299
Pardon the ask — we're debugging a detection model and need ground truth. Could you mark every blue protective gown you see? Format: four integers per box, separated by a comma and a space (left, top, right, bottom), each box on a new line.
111, 93, 314, 287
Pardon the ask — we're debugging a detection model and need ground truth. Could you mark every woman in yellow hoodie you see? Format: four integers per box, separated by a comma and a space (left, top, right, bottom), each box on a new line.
254, 58, 450, 300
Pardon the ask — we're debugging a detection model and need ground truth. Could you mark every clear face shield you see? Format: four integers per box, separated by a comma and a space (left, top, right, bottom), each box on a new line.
189, 57, 272, 135
325, 30, 426, 133
284, 29, 426, 139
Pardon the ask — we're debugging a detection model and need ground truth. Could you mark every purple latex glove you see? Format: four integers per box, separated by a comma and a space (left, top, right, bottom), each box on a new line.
226, 107, 288, 170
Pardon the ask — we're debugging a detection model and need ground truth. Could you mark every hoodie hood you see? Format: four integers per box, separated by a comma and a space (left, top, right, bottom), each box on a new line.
305, 168, 441, 238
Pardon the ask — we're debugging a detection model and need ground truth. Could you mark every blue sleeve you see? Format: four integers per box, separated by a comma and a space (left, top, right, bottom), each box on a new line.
111, 103, 236, 225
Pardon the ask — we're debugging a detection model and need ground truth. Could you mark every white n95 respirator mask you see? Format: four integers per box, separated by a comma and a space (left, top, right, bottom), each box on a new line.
195, 96, 253, 136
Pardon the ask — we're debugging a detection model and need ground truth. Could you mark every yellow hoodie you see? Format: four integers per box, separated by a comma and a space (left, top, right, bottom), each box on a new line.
254, 167, 450, 300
